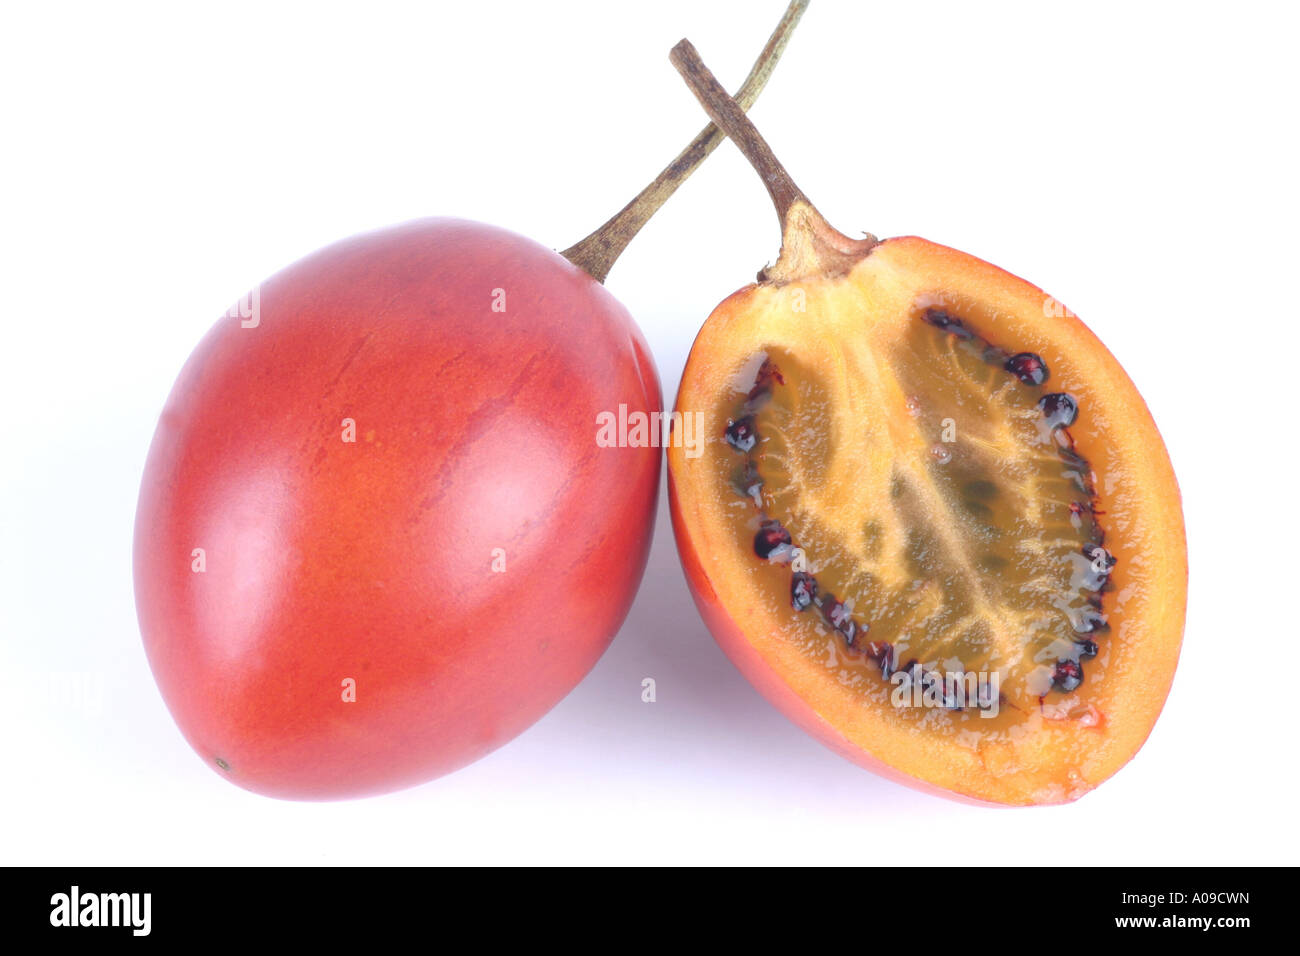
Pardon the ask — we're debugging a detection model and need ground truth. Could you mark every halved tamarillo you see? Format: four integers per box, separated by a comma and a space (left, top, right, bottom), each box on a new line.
133, 4, 809, 800
665, 41, 1187, 806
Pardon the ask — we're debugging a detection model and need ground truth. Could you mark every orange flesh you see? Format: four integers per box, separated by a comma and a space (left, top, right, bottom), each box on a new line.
669, 234, 1187, 805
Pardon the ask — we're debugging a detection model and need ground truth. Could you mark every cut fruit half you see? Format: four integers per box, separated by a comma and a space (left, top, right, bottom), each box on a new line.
666, 42, 1186, 806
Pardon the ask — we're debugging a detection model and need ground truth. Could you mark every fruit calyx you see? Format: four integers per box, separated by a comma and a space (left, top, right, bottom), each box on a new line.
765, 200, 878, 284
669, 38, 877, 285
561, 0, 810, 283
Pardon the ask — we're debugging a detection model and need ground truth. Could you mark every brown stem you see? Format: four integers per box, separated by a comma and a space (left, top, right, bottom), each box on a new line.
561, 0, 809, 283
670, 35, 877, 283
669, 38, 809, 231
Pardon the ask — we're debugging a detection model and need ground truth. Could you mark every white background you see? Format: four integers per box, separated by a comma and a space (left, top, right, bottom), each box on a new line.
2, 0, 1296, 865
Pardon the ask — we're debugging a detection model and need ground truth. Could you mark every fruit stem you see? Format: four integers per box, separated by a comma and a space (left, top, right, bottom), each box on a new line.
670, 36, 878, 283
561, 0, 809, 283
669, 38, 808, 231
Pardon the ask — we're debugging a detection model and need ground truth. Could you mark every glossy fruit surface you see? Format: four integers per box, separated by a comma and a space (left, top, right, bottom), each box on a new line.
666, 43, 1186, 806
135, 218, 660, 799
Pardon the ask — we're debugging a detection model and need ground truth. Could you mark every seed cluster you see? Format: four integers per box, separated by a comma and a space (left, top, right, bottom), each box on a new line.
721, 311, 1117, 708
1039, 392, 1078, 429
723, 355, 997, 713
723, 358, 886, 670
923, 307, 1116, 697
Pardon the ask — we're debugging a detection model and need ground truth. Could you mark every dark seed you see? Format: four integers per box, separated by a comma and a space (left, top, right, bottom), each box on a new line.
1073, 607, 1109, 635
791, 572, 817, 611
923, 307, 973, 340
754, 519, 792, 559
1080, 571, 1109, 593
1059, 447, 1089, 471
866, 641, 894, 676
1083, 542, 1117, 573
738, 460, 764, 507
917, 665, 935, 687
724, 416, 757, 452
747, 358, 785, 402
827, 603, 853, 640
1077, 639, 1099, 659
1005, 352, 1049, 386
1039, 392, 1078, 428
924, 308, 958, 329
1079, 544, 1111, 591
1053, 659, 1084, 692
1069, 502, 1099, 528
934, 671, 963, 710
822, 599, 860, 645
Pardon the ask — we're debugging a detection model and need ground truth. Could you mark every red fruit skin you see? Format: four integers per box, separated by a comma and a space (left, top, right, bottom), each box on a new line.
134, 218, 661, 800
